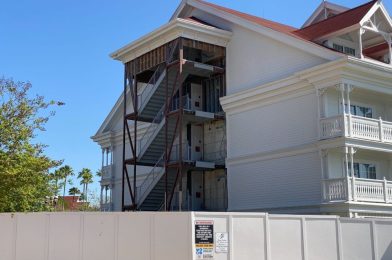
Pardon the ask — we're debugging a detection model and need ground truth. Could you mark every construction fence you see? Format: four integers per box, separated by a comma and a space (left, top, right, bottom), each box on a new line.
0, 212, 391, 260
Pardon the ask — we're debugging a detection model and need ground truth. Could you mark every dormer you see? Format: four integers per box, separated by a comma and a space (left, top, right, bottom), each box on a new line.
302, 1, 349, 28
295, 0, 392, 65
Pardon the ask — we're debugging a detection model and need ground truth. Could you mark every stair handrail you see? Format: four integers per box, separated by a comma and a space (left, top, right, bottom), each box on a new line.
137, 153, 165, 205
137, 39, 179, 111
167, 39, 180, 64
138, 93, 188, 157
138, 63, 166, 110
138, 104, 166, 156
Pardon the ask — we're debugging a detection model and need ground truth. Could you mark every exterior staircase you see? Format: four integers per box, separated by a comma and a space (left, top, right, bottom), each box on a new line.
137, 109, 177, 165
137, 159, 177, 211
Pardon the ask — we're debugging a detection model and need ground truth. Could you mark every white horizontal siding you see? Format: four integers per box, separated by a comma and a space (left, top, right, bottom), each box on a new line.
228, 152, 321, 211
226, 25, 327, 95
227, 93, 318, 159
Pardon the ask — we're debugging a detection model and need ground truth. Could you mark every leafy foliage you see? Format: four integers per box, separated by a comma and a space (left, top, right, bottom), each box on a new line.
78, 168, 94, 209
0, 78, 63, 212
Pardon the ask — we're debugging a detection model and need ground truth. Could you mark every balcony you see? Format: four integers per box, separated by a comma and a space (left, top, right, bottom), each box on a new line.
322, 177, 392, 204
100, 202, 112, 212
320, 115, 392, 143
101, 165, 113, 182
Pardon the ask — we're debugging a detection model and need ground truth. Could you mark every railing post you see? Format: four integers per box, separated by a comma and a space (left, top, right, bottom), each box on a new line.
379, 117, 384, 142
352, 176, 357, 201
348, 114, 353, 137
384, 177, 389, 203
346, 176, 351, 201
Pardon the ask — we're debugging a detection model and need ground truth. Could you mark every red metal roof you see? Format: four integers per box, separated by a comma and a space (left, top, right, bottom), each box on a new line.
193, 0, 297, 34
363, 42, 389, 55
193, 0, 377, 43
294, 0, 377, 40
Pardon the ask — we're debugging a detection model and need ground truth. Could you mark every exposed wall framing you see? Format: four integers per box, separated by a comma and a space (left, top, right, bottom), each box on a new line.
122, 37, 225, 211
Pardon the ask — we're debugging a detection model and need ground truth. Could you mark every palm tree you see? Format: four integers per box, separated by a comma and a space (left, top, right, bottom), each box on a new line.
49, 169, 63, 196
68, 187, 81, 211
78, 168, 93, 210
96, 169, 102, 178
59, 165, 74, 211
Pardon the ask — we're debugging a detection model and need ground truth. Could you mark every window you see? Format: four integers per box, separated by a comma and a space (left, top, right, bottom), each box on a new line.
333, 43, 344, 52
349, 105, 373, 118
344, 46, 356, 56
333, 43, 356, 56
347, 162, 377, 179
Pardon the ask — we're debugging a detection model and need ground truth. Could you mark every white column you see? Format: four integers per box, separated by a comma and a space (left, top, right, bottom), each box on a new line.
109, 184, 113, 211
359, 28, 364, 59
344, 147, 351, 201
350, 147, 357, 202
110, 146, 113, 165
320, 149, 327, 202
317, 88, 327, 139
105, 186, 108, 204
106, 148, 109, 166
101, 149, 105, 168
340, 84, 346, 115
339, 84, 347, 136
344, 147, 349, 176
100, 186, 103, 206
346, 84, 353, 137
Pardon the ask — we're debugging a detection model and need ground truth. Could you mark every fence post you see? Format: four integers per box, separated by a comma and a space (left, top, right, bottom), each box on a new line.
379, 117, 384, 142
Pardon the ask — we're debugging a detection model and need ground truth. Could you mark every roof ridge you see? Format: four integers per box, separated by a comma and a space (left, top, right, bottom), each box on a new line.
297, 0, 377, 31
193, 0, 297, 32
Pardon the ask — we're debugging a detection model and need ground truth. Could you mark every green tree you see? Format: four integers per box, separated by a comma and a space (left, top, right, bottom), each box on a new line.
0, 78, 63, 212
69, 187, 80, 201
78, 168, 93, 209
49, 168, 64, 196
96, 168, 102, 177
68, 187, 81, 211
58, 165, 74, 211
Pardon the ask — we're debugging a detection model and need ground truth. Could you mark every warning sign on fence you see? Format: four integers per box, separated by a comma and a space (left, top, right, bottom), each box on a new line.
195, 220, 214, 259
215, 232, 228, 253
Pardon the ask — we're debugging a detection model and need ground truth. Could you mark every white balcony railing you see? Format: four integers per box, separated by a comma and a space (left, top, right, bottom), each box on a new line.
100, 202, 112, 212
101, 165, 113, 180
322, 177, 392, 204
320, 115, 392, 143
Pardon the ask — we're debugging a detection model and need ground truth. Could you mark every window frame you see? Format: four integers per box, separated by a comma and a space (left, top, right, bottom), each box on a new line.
345, 161, 378, 179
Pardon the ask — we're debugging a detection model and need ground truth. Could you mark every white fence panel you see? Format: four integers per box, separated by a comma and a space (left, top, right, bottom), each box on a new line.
232, 216, 265, 260
305, 218, 339, 260
48, 214, 81, 260
269, 217, 303, 260
0, 214, 15, 260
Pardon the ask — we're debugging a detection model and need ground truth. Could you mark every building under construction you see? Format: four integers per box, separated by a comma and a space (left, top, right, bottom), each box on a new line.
93, 0, 392, 217
120, 35, 228, 211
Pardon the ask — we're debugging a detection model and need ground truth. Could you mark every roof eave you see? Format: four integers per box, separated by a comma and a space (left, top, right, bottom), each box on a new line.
110, 18, 232, 63
313, 23, 361, 42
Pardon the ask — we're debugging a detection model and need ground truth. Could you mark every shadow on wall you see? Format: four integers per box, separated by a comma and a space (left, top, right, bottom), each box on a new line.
382, 241, 392, 260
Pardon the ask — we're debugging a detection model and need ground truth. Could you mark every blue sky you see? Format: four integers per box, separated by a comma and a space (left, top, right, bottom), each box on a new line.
1, 0, 391, 195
